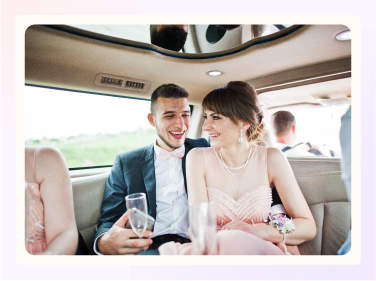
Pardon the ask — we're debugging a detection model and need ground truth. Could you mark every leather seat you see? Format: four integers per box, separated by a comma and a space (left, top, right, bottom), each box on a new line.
72, 172, 109, 255
72, 157, 350, 255
289, 158, 350, 255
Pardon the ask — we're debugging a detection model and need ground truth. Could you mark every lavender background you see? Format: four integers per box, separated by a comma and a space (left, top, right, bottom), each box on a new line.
1, 0, 375, 280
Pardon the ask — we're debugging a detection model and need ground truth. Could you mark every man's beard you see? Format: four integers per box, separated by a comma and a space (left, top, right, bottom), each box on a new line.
155, 124, 184, 150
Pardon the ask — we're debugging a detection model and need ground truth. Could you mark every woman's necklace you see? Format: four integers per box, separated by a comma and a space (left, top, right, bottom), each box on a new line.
219, 145, 252, 176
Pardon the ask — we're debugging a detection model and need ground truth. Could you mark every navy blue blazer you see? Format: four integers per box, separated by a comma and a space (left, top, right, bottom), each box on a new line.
95, 138, 210, 241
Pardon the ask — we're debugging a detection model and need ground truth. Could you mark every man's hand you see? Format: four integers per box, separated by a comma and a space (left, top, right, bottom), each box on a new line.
97, 212, 153, 255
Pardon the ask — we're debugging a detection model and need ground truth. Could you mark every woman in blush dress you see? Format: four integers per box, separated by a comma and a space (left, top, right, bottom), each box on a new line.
159, 81, 316, 255
25, 146, 78, 255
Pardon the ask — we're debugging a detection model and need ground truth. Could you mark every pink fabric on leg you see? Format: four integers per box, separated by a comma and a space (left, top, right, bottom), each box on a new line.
159, 242, 194, 255
159, 230, 285, 255
216, 230, 284, 255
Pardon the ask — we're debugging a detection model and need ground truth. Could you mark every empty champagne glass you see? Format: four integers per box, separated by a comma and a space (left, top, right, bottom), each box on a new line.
125, 193, 148, 238
189, 201, 217, 255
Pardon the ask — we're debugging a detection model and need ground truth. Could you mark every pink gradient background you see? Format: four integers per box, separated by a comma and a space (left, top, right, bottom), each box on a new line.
1, 0, 375, 280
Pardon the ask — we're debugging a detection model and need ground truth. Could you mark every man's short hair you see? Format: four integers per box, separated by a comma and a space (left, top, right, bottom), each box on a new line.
271, 111, 296, 137
150, 84, 189, 114
150, 25, 188, 52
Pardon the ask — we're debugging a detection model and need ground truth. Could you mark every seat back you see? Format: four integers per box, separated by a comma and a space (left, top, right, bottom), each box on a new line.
288, 158, 350, 255
72, 172, 109, 255
71, 157, 350, 255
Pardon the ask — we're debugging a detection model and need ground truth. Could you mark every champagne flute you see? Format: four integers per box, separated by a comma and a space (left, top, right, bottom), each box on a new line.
125, 193, 148, 238
189, 201, 217, 255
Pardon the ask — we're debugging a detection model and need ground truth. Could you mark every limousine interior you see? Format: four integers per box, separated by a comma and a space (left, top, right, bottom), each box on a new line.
25, 24, 351, 255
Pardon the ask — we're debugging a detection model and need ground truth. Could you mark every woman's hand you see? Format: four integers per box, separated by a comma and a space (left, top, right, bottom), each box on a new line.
221, 220, 271, 241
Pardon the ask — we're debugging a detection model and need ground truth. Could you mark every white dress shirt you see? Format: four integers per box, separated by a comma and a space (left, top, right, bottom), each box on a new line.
94, 140, 189, 254
152, 141, 189, 239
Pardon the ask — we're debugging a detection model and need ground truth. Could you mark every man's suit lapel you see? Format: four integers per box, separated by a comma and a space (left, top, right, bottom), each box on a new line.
182, 142, 193, 193
140, 144, 157, 219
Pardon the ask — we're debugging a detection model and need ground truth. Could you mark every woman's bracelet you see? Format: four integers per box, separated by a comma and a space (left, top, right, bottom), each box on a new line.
269, 213, 295, 234
269, 214, 295, 238
269, 214, 295, 255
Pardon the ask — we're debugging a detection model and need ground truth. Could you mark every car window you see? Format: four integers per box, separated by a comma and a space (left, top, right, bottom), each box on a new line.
270, 106, 349, 157
25, 86, 157, 169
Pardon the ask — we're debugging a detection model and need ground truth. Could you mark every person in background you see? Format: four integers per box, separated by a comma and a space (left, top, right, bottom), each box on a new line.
150, 25, 188, 52
337, 107, 351, 255
270, 110, 331, 157
25, 146, 78, 255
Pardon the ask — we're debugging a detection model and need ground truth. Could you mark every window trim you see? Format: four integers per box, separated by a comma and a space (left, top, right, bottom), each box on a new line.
69, 165, 113, 171
25, 83, 151, 102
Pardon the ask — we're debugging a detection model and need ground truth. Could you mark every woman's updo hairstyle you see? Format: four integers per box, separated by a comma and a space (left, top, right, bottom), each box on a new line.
202, 81, 266, 145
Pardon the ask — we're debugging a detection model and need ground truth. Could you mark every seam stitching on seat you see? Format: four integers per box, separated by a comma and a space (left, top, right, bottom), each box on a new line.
321, 202, 326, 255
309, 201, 348, 207
72, 177, 109, 185
295, 171, 341, 178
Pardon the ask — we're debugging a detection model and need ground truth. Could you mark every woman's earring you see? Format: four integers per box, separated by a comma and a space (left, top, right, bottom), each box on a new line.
238, 129, 244, 143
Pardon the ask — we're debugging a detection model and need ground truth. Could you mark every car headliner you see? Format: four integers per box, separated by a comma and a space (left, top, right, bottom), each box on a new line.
25, 24, 351, 106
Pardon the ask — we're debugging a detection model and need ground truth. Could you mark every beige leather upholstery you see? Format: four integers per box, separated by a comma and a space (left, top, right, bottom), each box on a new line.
289, 158, 350, 255
71, 157, 350, 255
72, 172, 109, 255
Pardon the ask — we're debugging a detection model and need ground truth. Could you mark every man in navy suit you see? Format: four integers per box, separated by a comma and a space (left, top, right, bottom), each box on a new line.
93, 84, 210, 255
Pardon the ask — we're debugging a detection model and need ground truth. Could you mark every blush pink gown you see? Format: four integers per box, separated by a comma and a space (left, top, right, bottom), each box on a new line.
25, 148, 47, 255
159, 146, 300, 255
